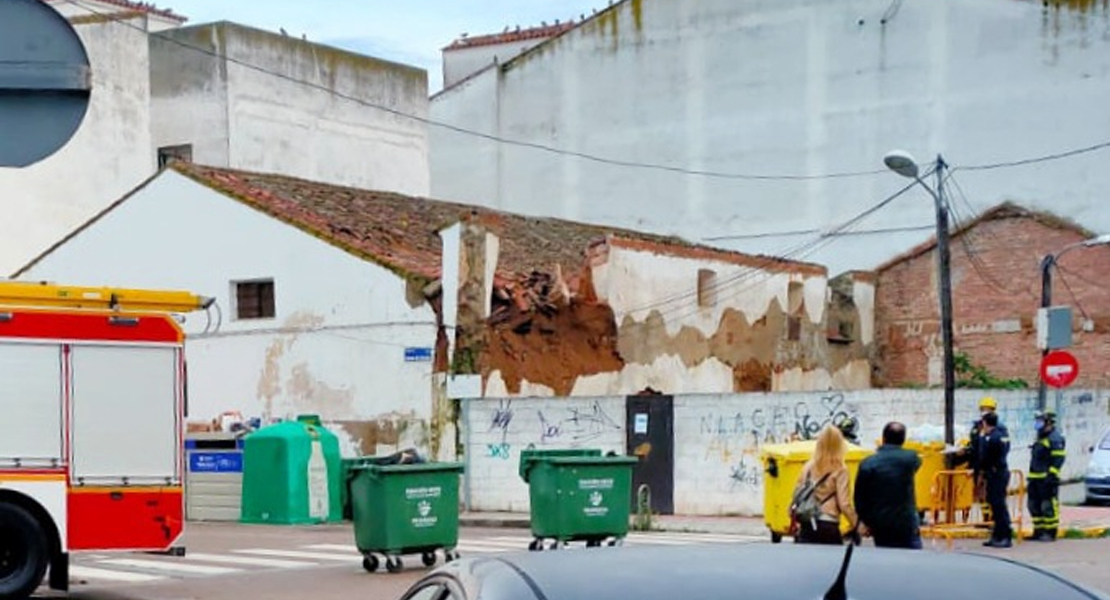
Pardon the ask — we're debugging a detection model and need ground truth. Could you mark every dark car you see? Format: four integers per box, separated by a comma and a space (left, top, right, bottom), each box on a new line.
395, 543, 1109, 600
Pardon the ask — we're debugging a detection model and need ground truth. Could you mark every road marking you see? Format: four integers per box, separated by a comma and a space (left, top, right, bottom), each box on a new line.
97, 558, 241, 576
236, 549, 358, 561
302, 544, 361, 553
69, 565, 166, 583
184, 552, 318, 568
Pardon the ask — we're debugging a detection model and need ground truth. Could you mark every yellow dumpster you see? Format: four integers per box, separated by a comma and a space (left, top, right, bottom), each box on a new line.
902, 440, 975, 521
760, 440, 873, 543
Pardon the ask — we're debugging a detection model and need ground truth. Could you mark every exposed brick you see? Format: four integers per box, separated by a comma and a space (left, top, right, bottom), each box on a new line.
874, 204, 1110, 388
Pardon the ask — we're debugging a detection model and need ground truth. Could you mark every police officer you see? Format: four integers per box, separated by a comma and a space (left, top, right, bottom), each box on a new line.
979, 412, 1012, 548
1027, 411, 1066, 542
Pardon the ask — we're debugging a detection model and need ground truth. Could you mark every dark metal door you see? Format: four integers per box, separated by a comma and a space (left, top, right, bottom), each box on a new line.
626, 395, 674, 515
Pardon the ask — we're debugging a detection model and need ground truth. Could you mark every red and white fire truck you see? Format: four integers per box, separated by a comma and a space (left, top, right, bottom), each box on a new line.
0, 281, 212, 600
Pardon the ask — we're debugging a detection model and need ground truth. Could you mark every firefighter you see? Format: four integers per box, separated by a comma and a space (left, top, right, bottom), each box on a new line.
979, 411, 1012, 548
1027, 410, 1066, 541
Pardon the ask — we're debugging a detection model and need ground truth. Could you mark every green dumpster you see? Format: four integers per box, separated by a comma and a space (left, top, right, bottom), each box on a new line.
519, 451, 637, 550
240, 415, 342, 525
349, 461, 464, 574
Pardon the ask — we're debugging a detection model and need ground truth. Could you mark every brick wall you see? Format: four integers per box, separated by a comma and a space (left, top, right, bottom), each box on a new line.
874, 209, 1110, 388
463, 389, 1110, 516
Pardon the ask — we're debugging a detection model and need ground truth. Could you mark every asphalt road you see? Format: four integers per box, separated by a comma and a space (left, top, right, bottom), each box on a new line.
36, 523, 766, 600
34, 516, 1110, 600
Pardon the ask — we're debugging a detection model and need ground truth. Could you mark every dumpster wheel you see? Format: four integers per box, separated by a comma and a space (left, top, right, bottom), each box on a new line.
385, 556, 403, 573
421, 552, 436, 567
361, 555, 379, 573
528, 539, 543, 551
771, 532, 783, 544
444, 550, 460, 562
608, 537, 624, 547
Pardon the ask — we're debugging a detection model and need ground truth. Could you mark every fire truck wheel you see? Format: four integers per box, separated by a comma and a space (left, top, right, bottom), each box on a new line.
0, 502, 49, 600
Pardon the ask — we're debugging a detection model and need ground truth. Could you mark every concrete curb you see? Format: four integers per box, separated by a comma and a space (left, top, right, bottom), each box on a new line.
459, 516, 530, 529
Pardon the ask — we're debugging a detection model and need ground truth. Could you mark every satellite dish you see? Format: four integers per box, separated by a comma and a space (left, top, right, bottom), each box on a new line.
0, 0, 92, 168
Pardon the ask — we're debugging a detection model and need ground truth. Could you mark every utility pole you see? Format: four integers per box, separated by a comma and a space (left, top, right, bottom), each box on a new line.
1037, 255, 1054, 412
934, 155, 956, 449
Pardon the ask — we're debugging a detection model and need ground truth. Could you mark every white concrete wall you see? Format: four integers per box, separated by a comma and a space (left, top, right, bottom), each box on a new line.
464, 388, 1110, 516
150, 23, 431, 197
430, 0, 1110, 276
443, 39, 547, 88
0, 15, 155, 275
16, 172, 439, 457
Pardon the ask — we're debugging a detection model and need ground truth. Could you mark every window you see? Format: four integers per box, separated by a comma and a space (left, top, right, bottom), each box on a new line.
234, 279, 275, 320
157, 144, 193, 168
697, 269, 717, 308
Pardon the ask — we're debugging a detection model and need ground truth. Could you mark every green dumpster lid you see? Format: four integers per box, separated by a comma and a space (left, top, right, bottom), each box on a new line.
542, 456, 639, 466
351, 462, 465, 475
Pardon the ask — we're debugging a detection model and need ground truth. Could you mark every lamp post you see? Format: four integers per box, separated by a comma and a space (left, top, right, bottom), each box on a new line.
1037, 233, 1110, 410
884, 151, 956, 448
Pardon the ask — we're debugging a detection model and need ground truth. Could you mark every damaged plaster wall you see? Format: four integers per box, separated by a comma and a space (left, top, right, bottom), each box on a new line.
483, 240, 873, 397
18, 171, 441, 458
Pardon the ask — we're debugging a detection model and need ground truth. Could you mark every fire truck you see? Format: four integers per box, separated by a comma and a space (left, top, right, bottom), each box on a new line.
0, 281, 212, 600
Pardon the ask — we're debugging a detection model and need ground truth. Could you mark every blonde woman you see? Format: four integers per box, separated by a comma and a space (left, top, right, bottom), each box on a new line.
793, 424, 860, 545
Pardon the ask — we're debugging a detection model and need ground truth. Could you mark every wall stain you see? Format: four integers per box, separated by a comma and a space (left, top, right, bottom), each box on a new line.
331, 411, 428, 455
286, 362, 356, 418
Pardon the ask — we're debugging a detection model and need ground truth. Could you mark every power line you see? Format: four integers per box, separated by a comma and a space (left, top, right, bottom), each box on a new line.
645, 177, 927, 322
60, 0, 890, 183
957, 139, 1110, 172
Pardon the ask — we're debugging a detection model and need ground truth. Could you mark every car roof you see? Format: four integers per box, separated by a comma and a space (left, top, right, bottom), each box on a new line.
430, 544, 1109, 600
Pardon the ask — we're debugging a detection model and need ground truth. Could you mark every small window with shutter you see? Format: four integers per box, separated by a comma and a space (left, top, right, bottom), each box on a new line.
233, 279, 275, 320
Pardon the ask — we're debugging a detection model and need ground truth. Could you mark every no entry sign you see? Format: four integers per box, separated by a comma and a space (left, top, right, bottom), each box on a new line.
1040, 350, 1080, 389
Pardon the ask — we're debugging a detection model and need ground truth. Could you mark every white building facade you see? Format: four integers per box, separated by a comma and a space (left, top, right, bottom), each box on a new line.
15, 168, 440, 458
0, 3, 430, 275
430, 0, 1110, 275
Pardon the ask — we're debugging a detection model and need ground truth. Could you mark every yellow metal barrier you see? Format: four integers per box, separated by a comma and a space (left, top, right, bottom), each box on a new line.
922, 469, 1025, 549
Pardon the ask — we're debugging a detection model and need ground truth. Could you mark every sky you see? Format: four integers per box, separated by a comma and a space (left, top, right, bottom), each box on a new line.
159, 0, 606, 93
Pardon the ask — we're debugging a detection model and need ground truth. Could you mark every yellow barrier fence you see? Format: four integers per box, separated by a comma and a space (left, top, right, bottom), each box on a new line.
922, 469, 1025, 549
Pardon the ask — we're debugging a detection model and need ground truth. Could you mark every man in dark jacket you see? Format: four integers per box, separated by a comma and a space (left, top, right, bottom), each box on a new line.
979, 411, 1012, 548
854, 421, 923, 549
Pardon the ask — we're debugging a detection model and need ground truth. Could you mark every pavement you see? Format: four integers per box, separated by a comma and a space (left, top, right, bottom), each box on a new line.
459, 483, 1110, 539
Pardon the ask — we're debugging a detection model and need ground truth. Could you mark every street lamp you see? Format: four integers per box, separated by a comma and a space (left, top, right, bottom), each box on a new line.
1037, 233, 1110, 410
883, 150, 957, 448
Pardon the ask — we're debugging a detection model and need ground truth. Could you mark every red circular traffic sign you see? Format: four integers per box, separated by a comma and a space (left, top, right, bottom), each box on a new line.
1040, 350, 1080, 388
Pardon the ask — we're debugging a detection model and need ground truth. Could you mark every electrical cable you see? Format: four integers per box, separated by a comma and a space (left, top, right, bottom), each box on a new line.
58, 0, 892, 183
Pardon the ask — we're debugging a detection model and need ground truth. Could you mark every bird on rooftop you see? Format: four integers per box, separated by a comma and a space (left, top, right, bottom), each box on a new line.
279, 27, 288, 36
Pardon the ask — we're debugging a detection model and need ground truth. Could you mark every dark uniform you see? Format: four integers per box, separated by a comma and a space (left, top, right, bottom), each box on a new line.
1028, 411, 1066, 541
978, 414, 1011, 547
954, 413, 1008, 522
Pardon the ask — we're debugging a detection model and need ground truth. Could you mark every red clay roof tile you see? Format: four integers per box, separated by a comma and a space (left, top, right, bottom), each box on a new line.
168, 163, 825, 288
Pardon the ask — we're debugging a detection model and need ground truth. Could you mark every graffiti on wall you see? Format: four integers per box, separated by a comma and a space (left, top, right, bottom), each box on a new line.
487, 400, 513, 459
537, 400, 623, 446
700, 393, 858, 490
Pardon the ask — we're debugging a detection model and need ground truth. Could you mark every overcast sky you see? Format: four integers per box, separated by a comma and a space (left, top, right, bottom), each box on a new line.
160, 0, 605, 92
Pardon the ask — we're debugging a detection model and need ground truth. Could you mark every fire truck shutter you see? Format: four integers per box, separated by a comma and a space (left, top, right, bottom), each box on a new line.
70, 345, 179, 484
0, 342, 63, 467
